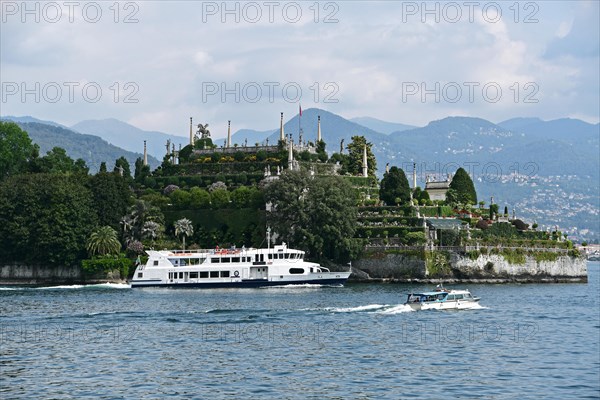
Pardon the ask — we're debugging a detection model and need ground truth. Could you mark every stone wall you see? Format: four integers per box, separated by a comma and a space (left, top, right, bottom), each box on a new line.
0, 264, 125, 285
352, 248, 588, 283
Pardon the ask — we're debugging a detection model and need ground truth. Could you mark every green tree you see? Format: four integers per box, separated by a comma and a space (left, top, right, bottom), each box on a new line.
99, 162, 107, 173
449, 167, 477, 205
211, 189, 231, 209
0, 121, 37, 180
445, 188, 459, 207
379, 166, 411, 206
264, 170, 360, 262
88, 171, 132, 229
113, 156, 131, 179
316, 140, 328, 162
170, 189, 192, 209
134, 157, 150, 182
489, 204, 499, 220
174, 218, 194, 250
30, 147, 88, 175
189, 187, 211, 208
231, 186, 254, 208
86, 226, 121, 257
0, 173, 98, 266
346, 136, 376, 177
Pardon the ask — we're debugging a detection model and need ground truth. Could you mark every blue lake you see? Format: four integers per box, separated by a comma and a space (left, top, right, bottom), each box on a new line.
1, 262, 599, 399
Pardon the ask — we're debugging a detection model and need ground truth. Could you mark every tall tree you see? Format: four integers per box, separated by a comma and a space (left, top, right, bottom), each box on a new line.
113, 156, 131, 179
0, 173, 98, 266
88, 171, 132, 229
264, 170, 360, 262
449, 167, 477, 205
174, 218, 194, 250
346, 136, 376, 177
379, 166, 411, 206
0, 121, 37, 180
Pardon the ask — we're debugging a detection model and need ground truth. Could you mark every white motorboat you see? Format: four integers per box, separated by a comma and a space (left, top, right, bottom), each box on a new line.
404, 285, 481, 310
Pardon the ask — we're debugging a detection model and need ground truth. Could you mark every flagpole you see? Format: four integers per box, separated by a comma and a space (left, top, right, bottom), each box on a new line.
298, 104, 301, 145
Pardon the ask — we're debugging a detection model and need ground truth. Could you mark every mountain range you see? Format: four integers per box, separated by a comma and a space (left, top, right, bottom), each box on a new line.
2, 111, 598, 241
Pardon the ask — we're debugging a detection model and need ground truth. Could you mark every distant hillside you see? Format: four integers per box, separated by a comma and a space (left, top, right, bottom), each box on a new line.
498, 117, 599, 143
264, 108, 417, 167
350, 116, 416, 134
231, 128, 276, 145
71, 118, 188, 159
12, 122, 160, 172
3, 115, 67, 128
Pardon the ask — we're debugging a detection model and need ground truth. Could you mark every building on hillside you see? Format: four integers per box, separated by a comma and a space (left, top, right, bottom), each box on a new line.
424, 174, 452, 201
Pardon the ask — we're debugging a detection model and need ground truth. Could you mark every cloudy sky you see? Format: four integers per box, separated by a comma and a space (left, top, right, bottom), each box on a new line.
1, 1, 598, 139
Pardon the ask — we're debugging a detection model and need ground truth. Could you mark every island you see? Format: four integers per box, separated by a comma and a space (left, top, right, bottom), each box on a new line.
0, 117, 588, 285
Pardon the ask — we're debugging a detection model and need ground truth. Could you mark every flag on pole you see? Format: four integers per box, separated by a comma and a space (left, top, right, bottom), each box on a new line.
299, 104, 302, 117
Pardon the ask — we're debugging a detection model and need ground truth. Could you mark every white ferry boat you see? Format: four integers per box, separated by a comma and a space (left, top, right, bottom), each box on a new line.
130, 243, 351, 288
404, 285, 481, 310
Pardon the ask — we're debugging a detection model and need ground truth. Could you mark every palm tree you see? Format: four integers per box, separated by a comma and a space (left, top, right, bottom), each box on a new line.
142, 221, 162, 245
174, 218, 194, 250
87, 226, 121, 257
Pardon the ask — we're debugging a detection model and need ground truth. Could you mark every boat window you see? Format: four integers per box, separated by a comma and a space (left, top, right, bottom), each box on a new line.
221, 271, 230, 278
289, 268, 304, 274
180, 259, 186, 266
153, 260, 159, 266
210, 271, 219, 278
138, 273, 143, 278
189, 272, 198, 279
455, 294, 464, 300
268, 254, 273, 259
232, 257, 240, 263
222, 257, 230, 263
284, 254, 289, 259
169, 259, 178, 265
179, 272, 183, 279
211, 258, 220, 263
464, 293, 472, 299
447, 294, 455, 300
200, 271, 208, 278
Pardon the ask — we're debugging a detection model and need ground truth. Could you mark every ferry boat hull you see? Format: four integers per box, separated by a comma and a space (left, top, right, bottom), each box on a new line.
130, 276, 350, 289
130, 244, 352, 289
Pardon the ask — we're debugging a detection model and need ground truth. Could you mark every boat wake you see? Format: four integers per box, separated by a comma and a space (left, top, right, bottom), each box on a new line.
326, 304, 389, 313
38, 283, 131, 290
374, 304, 415, 314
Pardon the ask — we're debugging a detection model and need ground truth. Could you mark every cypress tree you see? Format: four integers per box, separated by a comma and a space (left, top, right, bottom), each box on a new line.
449, 167, 477, 205
379, 166, 411, 206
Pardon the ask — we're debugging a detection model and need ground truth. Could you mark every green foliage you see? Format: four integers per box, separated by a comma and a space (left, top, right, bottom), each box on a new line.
189, 187, 211, 208
264, 170, 359, 262
210, 189, 231, 209
134, 157, 151, 182
0, 173, 98, 266
346, 136, 376, 177
179, 144, 194, 162
195, 138, 214, 150
30, 147, 89, 175
489, 204, 499, 219
499, 248, 526, 264
113, 156, 131, 178
81, 256, 132, 278
86, 226, 121, 257
88, 172, 132, 229
425, 251, 452, 277
170, 189, 192, 209
0, 121, 37, 180
174, 218, 194, 249
379, 166, 411, 206
533, 252, 559, 263
449, 167, 477, 205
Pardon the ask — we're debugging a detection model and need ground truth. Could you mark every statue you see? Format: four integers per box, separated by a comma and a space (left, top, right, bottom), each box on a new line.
340, 138, 345, 154
165, 139, 171, 156
196, 123, 211, 139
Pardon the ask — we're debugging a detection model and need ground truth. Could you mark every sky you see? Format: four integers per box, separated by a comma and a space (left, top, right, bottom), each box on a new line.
1, 1, 599, 139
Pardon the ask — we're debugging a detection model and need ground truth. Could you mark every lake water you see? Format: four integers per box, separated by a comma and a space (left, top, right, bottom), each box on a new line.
1, 262, 599, 399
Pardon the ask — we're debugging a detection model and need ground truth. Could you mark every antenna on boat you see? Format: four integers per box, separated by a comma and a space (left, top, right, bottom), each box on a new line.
267, 226, 271, 251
